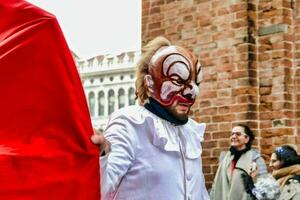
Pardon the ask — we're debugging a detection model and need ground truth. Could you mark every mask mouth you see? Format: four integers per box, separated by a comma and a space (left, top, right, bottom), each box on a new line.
154, 92, 195, 107
174, 95, 195, 105
178, 102, 190, 107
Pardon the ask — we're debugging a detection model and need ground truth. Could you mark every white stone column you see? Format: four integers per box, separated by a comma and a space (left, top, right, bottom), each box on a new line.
94, 89, 99, 117
104, 88, 108, 117
124, 86, 129, 106
114, 88, 118, 112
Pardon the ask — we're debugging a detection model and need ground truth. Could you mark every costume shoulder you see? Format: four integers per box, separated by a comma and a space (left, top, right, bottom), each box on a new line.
108, 105, 153, 125
184, 118, 206, 141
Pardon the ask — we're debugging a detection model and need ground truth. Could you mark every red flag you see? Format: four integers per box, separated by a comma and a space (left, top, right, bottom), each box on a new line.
0, 0, 100, 199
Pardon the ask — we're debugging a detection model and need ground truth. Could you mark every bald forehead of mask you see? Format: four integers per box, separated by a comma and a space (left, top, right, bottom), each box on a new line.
147, 45, 202, 106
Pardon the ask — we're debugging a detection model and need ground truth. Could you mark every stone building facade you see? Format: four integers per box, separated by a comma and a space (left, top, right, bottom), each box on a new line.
142, 0, 300, 188
76, 52, 139, 130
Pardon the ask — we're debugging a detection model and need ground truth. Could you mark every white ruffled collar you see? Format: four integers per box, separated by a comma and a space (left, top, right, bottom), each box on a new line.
114, 106, 205, 159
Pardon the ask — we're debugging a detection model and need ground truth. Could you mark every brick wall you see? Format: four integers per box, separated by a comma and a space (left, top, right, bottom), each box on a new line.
296, 1, 300, 149
142, 0, 300, 188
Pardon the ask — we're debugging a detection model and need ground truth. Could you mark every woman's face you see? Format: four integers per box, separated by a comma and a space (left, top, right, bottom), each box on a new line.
269, 153, 281, 171
230, 126, 249, 151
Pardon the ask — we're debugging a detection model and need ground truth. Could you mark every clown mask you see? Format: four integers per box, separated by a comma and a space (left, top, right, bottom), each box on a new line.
145, 45, 202, 118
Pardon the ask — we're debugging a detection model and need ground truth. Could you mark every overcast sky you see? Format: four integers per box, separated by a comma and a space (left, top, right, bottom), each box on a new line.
27, 0, 141, 59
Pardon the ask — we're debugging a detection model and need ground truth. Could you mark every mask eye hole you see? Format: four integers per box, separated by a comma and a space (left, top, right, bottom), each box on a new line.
170, 75, 185, 86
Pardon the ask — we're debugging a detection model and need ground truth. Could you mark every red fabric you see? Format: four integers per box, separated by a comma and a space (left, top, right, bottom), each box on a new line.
0, 1, 100, 199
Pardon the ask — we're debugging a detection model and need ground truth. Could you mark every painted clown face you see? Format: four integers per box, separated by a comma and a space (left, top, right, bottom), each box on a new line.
145, 45, 202, 119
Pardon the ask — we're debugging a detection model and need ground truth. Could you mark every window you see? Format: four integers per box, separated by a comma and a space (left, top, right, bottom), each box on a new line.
98, 91, 105, 116
128, 87, 135, 105
88, 92, 95, 117
118, 89, 125, 109
108, 90, 115, 115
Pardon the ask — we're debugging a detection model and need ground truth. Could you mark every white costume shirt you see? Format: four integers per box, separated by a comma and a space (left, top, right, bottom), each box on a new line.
101, 106, 209, 200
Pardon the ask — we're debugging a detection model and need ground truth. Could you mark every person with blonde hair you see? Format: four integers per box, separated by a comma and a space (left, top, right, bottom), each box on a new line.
91, 36, 209, 200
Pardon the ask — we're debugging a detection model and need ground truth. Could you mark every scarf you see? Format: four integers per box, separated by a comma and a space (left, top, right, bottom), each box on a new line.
272, 164, 300, 188
229, 146, 251, 167
144, 97, 188, 125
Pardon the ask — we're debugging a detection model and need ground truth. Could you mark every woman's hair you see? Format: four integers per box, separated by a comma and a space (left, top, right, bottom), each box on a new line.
236, 124, 255, 148
274, 145, 300, 168
135, 36, 171, 105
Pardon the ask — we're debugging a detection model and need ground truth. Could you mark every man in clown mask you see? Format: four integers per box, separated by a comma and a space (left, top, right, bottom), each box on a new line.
91, 36, 209, 200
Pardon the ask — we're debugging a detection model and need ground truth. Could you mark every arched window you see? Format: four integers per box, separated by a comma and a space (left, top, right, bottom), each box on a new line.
118, 89, 125, 109
98, 91, 105, 116
128, 87, 135, 105
88, 92, 95, 117
108, 90, 115, 115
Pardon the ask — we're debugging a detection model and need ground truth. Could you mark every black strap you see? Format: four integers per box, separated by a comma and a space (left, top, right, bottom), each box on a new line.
235, 167, 257, 200
235, 167, 249, 174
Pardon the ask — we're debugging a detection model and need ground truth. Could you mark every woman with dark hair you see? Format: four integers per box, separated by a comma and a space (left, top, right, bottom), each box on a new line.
210, 124, 267, 200
270, 145, 300, 200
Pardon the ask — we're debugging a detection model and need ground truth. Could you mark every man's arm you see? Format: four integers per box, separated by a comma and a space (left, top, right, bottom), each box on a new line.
91, 118, 137, 199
